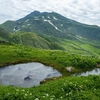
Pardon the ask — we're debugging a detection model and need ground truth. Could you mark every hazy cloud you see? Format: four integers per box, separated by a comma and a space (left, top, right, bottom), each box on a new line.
0, 0, 100, 26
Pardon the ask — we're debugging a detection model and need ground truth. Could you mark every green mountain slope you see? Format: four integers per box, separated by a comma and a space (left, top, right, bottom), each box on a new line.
1, 11, 100, 41
0, 27, 10, 41
0, 11, 100, 55
10, 32, 64, 50
0, 20, 15, 32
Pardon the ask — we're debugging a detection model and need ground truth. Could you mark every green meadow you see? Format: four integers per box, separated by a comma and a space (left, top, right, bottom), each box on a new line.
0, 44, 100, 100
0, 44, 99, 74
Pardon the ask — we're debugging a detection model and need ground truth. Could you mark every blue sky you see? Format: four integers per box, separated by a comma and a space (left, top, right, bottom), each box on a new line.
0, 0, 100, 26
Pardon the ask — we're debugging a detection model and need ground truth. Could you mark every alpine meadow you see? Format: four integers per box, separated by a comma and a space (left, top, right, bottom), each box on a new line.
0, 11, 100, 100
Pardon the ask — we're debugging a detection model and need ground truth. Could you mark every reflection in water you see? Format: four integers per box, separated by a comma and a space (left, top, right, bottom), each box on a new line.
0, 62, 61, 87
72, 68, 100, 76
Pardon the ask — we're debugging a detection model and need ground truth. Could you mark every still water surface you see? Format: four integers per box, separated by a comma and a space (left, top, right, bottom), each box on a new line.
0, 62, 61, 87
0, 62, 100, 87
73, 68, 100, 76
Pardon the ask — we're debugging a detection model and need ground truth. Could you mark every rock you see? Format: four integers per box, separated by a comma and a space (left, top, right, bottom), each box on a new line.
24, 75, 33, 81
66, 67, 72, 72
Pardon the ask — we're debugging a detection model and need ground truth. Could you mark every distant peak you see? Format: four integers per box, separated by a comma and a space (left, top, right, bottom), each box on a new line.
33, 10, 40, 14
31, 10, 40, 15
22, 11, 41, 19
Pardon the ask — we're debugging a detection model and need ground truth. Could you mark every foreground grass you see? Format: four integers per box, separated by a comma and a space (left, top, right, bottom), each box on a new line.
0, 75, 100, 100
0, 44, 100, 99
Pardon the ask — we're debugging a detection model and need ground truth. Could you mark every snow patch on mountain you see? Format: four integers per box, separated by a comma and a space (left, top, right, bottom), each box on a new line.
33, 17, 39, 20
53, 17, 57, 20
13, 25, 21, 32
42, 16, 44, 19
25, 19, 29, 23
48, 16, 50, 19
44, 19, 62, 31
75, 35, 84, 41
27, 24, 31, 26
61, 24, 63, 26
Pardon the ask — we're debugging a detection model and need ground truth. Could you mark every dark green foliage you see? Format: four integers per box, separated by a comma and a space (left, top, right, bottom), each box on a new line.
0, 27, 10, 41
0, 20, 15, 32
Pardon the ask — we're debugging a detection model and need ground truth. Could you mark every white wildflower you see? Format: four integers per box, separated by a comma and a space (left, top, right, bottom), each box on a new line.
16, 89, 19, 91
60, 96, 63, 98
25, 94, 27, 96
50, 98, 53, 100
66, 93, 68, 96
42, 96, 45, 98
22, 89, 25, 92
35, 98, 39, 100
30, 93, 32, 95
45, 93, 49, 96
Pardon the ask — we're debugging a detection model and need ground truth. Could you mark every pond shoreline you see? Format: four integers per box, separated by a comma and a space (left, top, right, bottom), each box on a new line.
0, 60, 99, 76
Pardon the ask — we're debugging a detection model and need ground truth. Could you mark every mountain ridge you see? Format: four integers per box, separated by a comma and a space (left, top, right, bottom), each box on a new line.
1, 11, 100, 41
0, 11, 100, 55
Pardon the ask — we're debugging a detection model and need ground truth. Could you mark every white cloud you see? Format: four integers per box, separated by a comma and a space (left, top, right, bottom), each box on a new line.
0, 0, 100, 26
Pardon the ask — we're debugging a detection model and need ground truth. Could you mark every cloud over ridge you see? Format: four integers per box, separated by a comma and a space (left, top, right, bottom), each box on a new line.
0, 0, 100, 26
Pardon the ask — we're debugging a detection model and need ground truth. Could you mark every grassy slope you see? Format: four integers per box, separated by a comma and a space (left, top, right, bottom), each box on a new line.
0, 20, 15, 32
10, 32, 64, 50
0, 25, 100, 55
0, 44, 100, 76
0, 44, 100, 100
61, 38, 100, 56
0, 27, 10, 41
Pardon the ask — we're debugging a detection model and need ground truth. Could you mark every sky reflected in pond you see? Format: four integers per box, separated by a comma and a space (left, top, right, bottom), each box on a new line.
0, 62, 61, 87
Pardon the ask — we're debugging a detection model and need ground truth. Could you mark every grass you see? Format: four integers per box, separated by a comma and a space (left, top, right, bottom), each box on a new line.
61, 38, 100, 55
10, 32, 64, 50
0, 44, 99, 75
0, 44, 100, 100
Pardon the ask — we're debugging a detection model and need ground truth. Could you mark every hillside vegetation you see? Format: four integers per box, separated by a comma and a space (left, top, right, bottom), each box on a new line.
0, 44, 100, 75
0, 27, 100, 55
0, 27, 10, 41
0, 11, 100, 55
10, 32, 64, 50
0, 20, 15, 32
0, 11, 100, 100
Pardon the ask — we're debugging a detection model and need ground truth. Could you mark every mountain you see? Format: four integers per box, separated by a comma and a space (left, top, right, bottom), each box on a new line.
1, 11, 100, 41
0, 11, 100, 55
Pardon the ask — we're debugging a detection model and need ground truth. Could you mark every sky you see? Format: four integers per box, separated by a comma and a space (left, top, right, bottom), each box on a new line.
0, 0, 100, 26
